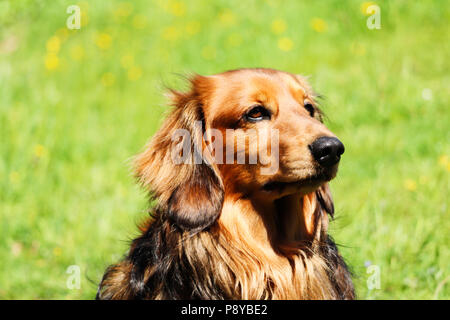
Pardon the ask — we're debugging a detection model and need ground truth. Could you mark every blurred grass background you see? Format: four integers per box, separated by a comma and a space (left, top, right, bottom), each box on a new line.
0, 0, 448, 299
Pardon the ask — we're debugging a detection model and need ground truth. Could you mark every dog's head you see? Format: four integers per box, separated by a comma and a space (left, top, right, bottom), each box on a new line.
135, 68, 343, 235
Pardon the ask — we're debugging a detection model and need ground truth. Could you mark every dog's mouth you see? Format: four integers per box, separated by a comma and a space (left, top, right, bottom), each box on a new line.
262, 169, 336, 195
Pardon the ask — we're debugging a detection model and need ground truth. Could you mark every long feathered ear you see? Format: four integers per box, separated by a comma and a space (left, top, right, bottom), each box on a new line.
316, 183, 334, 218
134, 75, 224, 232
301, 183, 334, 241
315, 183, 334, 240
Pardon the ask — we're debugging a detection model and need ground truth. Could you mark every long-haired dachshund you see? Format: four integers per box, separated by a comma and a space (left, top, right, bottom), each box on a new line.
97, 68, 355, 300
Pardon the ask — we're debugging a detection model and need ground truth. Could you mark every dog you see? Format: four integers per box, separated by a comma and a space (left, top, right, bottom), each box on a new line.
96, 68, 355, 300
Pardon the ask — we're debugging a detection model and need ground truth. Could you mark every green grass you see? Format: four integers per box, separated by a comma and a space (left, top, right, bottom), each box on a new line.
0, 0, 448, 299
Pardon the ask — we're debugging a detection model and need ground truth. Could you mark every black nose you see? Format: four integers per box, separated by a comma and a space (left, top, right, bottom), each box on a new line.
309, 137, 345, 167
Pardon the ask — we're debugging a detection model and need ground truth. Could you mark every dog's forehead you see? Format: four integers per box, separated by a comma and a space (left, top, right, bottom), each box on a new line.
219, 69, 307, 93
208, 69, 309, 107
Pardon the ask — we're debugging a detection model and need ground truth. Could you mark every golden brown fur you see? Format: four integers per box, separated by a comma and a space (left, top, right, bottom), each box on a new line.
97, 68, 355, 300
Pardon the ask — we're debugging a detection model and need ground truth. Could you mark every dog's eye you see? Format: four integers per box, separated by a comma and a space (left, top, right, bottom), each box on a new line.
304, 102, 315, 117
245, 106, 271, 122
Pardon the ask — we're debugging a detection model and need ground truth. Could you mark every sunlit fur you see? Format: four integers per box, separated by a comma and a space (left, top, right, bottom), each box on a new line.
97, 68, 355, 300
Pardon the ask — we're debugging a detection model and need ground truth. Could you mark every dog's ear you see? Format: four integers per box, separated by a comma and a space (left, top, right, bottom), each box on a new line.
316, 183, 334, 218
302, 183, 334, 241
134, 75, 224, 232
314, 183, 334, 240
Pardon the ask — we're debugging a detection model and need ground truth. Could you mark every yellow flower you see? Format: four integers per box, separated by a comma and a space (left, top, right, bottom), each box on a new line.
95, 33, 112, 50
9, 171, 21, 184
101, 72, 116, 87
271, 19, 287, 35
45, 53, 59, 70
169, 1, 186, 17
186, 21, 201, 36
438, 155, 450, 172
361, 2, 377, 15
310, 18, 327, 33
70, 45, 84, 61
226, 33, 243, 47
162, 26, 180, 41
128, 66, 142, 81
438, 155, 448, 167
219, 9, 236, 27
120, 54, 134, 69
278, 37, 293, 52
33, 144, 47, 158
404, 179, 417, 192
114, 2, 133, 18
53, 247, 62, 257
46, 36, 61, 53
132, 14, 147, 29
201, 46, 216, 60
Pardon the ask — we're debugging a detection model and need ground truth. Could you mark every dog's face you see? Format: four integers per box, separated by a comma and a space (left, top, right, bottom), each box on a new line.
201, 69, 344, 200
135, 68, 343, 231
